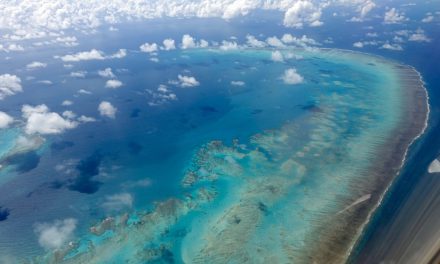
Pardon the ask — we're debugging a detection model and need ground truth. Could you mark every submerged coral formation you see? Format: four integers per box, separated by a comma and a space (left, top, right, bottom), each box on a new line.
28, 49, 427, 264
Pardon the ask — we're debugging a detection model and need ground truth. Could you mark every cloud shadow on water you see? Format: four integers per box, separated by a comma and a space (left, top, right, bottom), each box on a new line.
66, 152, 103, 194
4, 151, 40, 173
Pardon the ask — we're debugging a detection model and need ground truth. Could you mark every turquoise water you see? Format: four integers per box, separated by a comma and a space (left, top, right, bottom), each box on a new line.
0, 48, 408, 262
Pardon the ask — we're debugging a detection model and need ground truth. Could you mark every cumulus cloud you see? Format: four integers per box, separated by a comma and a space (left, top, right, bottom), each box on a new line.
59, 49, 126, 62
199, 39, 209, 48
344, 0, 376, 21
266, 36, 285, 47
98, 101, 117, 118
22, 104, 78, 134
140, 42, 158, 53
281, 34, 320, 47
381, 43, 403, 51
422, 13, 434, 23
0, 74, 23, 100
60, 49, 105, 62
271, 50, 284, 62
384, 8, 407, 24
358, 0, 375, 19
105, 79, 123, 89
0, 44, 24, 52
34, 218, 77, 251
61, 100, 73, 106
70, 71, 87, 78
109, 49, 127, 58
0, 112, 14, 128
6, 44, 24, 52
26, 61, 47, 69
78, 89, 92, 95
0, 0, 330, 36
0, 1, 381, 40
98, 68, 115, 78
353, 42, 364, 48
162, 38, 176, 50
283, 0, 323, 28
281, 68, 304, 84
177, 74, 200, 87
102, 193, 133, 211
246, 35, 266, 48
220, 40, 239, 50
181, 34, 197, 49
78, 115, 96, 123
147, 84, 178, 106
408, 29, 431, 42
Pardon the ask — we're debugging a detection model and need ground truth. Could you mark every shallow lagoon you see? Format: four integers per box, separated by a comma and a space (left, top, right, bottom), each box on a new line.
0, 48, 427, 263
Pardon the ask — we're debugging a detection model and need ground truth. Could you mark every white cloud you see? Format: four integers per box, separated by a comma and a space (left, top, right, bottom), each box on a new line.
177, 74, 200, 87
147, 84, 178, 106
62, 111, 76, 119
0, 112, 14, 128
61, 100, 73, 106
344, 0, 376, 21
7, 44, 24, 51
59, 49, 126, 62
0, 44, 24, 52
22, 104, 49, 118
34, 218, 77, 251
266, 36, 285, 47
408, 29, 430, 42
199, 39, 209, 48
381, 43, 403, 51
22, 104, 78, 134
78, 89, 92, 95
271, 50, 284, 62
181, 34, 197, 49
358, 0, 375, 19
366, 32, 378, 37
162, 38, 176, 50
220, 40, 239, 50
140, 42, 158, 53
353, 42, 364, 48
98, 101, 117, 118
109, 49, 127, 58
281, 34, 319, 47
26, 61, 47, 69
60, 49, 105, 62
70, 71, 87, 78
384, 8, 407, 24
246, 35, 266, 48
0, 0, 336, 36
102, 193, 133, 211
55, 36, 78, 47
105, 79, 123, 89
281, 68, 304, 84
98, 68, 115, 78
37, 80, 52, 85
422, 14, 434, 23
78, 115, 96, 122
283, 0, 323, 28
0, 74, 22, 100
231, 80, 245, 86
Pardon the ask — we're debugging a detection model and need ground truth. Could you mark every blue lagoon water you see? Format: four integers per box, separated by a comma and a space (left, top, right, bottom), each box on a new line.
0, 48, 427, 263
